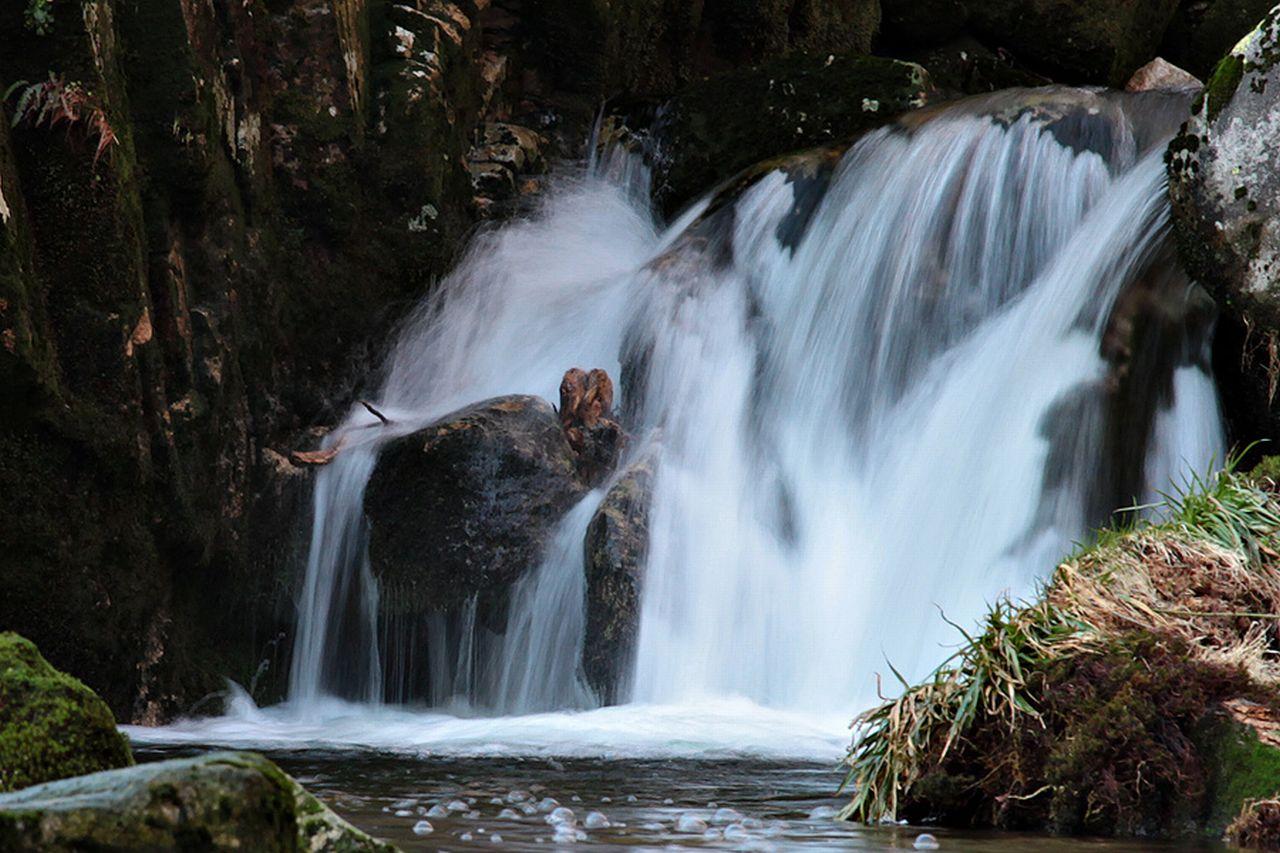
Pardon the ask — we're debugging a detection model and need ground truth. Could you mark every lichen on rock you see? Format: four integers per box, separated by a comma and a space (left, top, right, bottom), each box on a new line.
1167, 5, 1280, 446
0, 632, 133, 793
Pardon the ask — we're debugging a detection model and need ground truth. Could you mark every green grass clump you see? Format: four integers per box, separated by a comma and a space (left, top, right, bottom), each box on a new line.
841, 450, 1280, 829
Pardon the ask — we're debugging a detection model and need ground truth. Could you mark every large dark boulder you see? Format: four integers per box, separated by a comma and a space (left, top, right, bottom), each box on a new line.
364, 396, 587, 619
1168, 7, 1280, 443
582, 456, 655, 705
649, 53, 931, 214
0, 751, 394, 851
0, 633, 132, 793
969, 0, 1182, 86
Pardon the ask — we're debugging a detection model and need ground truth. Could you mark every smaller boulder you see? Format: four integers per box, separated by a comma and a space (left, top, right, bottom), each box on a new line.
0, 751, 395, 851
1125, 57, 1202, 93
0, 632, 133, 793
582, 455, 655, 705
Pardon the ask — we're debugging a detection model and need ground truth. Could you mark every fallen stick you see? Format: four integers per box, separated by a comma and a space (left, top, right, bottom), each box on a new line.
359, 400, 391, 425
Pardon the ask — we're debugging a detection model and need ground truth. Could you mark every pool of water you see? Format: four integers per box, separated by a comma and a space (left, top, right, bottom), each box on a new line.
133, 745, 1222, 851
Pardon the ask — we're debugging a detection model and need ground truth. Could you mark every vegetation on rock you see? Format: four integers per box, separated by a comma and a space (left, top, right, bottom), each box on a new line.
0, 632, 132, 793
841, 456, 1280, 838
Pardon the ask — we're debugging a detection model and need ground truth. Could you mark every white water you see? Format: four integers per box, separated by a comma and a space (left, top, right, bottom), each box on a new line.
134, 91, 1224, 759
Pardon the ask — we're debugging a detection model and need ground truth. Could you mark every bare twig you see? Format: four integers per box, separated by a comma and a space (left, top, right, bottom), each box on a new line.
359, 400, 391, 425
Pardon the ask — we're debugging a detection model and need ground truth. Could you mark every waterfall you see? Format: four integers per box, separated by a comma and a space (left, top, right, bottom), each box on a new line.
279, 88, 1222, 734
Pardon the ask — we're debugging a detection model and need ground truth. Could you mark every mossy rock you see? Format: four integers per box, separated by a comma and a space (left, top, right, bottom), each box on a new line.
0, 632, 133, 793
0, 750, 396, 851
1198, 704, 1280, 837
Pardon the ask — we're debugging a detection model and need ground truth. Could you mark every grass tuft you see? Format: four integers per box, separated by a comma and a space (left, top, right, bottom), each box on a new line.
841, 449, 1280, 824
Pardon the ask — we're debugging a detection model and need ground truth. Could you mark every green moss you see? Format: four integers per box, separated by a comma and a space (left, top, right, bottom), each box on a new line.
1200, 53, 1245, 122
0, 632, 133, 792
1248, 454, 1280, 488
1199, 712, 1280, 835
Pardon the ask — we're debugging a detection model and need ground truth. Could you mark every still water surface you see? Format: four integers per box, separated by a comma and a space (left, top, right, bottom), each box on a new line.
134, 745, 1222, 851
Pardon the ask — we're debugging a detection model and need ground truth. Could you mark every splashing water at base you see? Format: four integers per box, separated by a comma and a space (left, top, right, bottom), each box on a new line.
142, 89, 1224, 763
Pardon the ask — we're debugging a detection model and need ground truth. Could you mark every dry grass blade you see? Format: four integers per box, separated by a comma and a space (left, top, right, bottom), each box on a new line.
841, 450, 1280, 823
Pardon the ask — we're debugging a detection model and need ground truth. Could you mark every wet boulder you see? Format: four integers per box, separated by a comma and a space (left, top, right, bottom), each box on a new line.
365, 396, 587, 618
1167, 7, 1280, 439
0, 633, 133, 793
649, 53, 931, 215
0, 751, 395, 851
582, 456, 655, 705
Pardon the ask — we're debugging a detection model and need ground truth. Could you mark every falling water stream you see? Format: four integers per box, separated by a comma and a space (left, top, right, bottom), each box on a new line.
131, 87, 1227, 848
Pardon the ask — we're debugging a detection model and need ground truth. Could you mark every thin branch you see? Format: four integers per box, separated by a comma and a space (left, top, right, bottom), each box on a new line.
358, 399, 391, 425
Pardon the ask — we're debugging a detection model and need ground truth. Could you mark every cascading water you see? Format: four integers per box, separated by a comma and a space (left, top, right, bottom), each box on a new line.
137, 87, 1226, 758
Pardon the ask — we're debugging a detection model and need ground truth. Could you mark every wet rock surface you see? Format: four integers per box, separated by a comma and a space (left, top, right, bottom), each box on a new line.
583, 456, 656, 705
365, 396, 587, 620
0, 751, 394, 851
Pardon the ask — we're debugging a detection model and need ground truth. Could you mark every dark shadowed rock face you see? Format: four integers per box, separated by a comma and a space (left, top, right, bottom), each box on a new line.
364, 396, 587, 620
1162, 0, 1279, 79
0, 751, 394, 851
647, 53, 931, 215
582, 456, 655, 705
970, 0, 1182, 86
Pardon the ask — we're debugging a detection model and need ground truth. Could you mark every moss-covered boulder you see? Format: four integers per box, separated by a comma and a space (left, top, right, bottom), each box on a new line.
0, 751, 395, 851
364, 396, 587, 622
1168, 7, 1280, 447
582, 455, 655, 705
969, 0, 1182, 86
0, 633, 132, 793
649, 53, 930, 214
841, 466, 1280, 839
